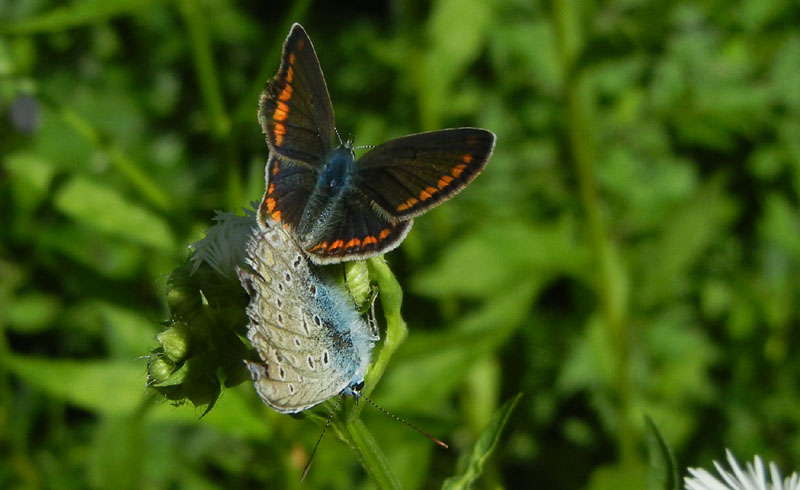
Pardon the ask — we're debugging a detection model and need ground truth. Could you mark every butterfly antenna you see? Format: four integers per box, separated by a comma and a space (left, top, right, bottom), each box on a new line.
361, 395, 448, 449
334, 127, 343, 146
300, 397, 342, 482
352, 144, 375, 151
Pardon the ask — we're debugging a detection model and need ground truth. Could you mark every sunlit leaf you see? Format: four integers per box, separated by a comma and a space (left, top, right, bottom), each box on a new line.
0, 0, 164, 34
644, 416, 678, 490
4, 355, 145, 415
53, 176, 176, 252
441, 393, 521, 490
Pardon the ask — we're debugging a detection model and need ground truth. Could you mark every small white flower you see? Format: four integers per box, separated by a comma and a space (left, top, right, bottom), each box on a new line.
685, 449, 800, 490
190, 207, 257, 280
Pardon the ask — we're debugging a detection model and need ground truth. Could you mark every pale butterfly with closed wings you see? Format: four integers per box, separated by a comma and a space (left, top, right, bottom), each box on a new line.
238, 215, 377, 413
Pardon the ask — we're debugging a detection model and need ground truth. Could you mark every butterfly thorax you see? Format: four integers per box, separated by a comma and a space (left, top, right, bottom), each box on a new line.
317, 146, 356, 194
295, 146, 358, 244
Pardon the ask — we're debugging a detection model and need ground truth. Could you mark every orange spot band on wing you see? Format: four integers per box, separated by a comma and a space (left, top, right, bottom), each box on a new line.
397, 197, 418, 212
451, 164, 467, 178
438, 175, 454, 190
362, 236, 378, 246
268, 183, 275, 195
378, 228, 391, 240
265, 197, 276, 213
419, 186, 438, 201
344, 238, 361, 249
286, 66, 294, 83
328, 240, 345, 251
462, 153, 473, 163
310, 242, 327, 252
274, 101, 289, 122
271, 210, 282, 222
271, 160, 280, 175
279, 85, 293, 101
273, 125, 286, 147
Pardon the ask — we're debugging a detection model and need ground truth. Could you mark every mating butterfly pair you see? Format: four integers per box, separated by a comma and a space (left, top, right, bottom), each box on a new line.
240, 23, 494, 416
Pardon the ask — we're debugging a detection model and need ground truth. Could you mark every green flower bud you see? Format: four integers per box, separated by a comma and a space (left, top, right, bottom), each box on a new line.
156, 324, 191, 363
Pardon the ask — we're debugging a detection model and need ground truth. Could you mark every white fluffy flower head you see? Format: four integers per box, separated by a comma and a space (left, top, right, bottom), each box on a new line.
685, 449, 800, 490
189, 207, 257, 281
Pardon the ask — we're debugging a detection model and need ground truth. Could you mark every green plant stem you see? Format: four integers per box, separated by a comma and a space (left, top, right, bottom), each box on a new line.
178, 0, 242, 210
332, 257, 406, 489
343, 418, 403, 490
552, 0, 635, 466
60, 108, 172, 212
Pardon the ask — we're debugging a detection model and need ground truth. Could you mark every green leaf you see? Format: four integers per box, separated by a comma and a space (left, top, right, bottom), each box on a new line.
96, 302, 159, 359
3, 355, 146, 415
378, 282, 535, 411
359, 257, 409, 404
412, 220, 586, 299
419, 0, 493, 129
644, 416, 679, 490
0, 0, 163, 34
5, 151, 57, 211
636, 180, 737, 308
441, 393, 521, 490
38, 225, 146, 279
53, 176, 176, 252
1, 292, 62, 332
88, 415, 145, 490
149, 385, 274, 441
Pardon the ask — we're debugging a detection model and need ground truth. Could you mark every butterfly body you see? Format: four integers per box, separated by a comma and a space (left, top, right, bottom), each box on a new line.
291, 144, 360, 246
317, 145, 355, 192
238, 217, 377, 413
259, 23, 496, 264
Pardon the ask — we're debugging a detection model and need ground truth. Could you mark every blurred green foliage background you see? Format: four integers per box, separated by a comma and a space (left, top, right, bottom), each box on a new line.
2, 0, 800, 488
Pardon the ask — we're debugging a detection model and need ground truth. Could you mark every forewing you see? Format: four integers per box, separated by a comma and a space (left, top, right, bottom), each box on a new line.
355, 128, 495, 218
258, 23, 336, 164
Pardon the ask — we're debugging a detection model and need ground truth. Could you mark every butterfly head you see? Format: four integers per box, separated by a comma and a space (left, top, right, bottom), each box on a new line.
341, 380, 365, 401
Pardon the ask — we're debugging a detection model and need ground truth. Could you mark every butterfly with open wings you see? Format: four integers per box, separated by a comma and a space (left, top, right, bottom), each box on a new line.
258, 23, 496, 264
